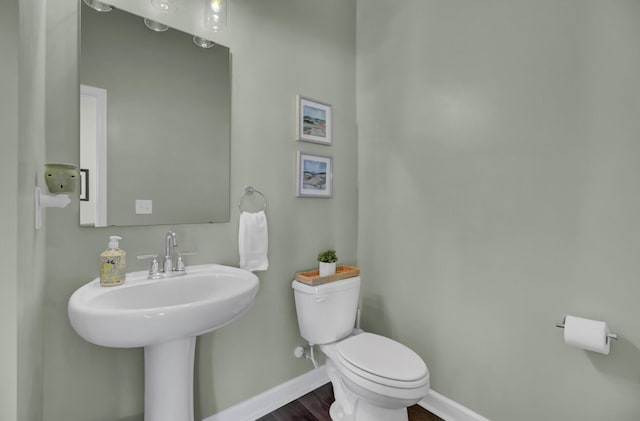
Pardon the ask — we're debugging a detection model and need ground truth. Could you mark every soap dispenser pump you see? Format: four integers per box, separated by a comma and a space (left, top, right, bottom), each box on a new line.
100, 236, 127, 287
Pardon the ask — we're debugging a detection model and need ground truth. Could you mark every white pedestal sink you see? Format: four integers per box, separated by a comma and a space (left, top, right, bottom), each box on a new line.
68, 264, 260, 421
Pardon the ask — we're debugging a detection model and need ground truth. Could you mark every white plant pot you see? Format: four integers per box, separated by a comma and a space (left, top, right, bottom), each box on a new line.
319, 262, 336, 277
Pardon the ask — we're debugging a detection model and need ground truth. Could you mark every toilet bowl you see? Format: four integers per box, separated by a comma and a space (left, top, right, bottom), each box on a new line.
322, 332, 429, 420
292, 277, 429, 421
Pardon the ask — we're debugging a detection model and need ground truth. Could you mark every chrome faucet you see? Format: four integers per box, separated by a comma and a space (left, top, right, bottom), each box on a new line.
137, 231, 191, 279
163, 230, 177, 273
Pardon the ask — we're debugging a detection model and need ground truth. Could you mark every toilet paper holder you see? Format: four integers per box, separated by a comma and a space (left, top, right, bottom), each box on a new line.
555, 316, 618, 343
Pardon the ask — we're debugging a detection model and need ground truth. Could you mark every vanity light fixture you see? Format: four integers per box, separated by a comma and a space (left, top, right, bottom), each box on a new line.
204, 0, 227, 32
144, 18, 169, 32
82, 0, 113, 12
193, 37, 216, 48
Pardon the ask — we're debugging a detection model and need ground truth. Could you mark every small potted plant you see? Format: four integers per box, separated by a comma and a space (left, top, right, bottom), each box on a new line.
318, 249, 338, 277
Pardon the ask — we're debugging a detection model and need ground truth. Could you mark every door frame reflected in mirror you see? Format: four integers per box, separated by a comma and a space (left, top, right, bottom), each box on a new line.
80, 84, 107, 227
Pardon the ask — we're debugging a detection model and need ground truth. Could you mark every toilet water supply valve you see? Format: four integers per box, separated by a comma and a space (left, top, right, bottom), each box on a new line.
294, 345, 319, 368
294, 306, 363, 369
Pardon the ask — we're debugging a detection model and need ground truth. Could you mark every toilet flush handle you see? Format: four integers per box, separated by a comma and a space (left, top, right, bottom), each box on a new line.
314, 296, 327, 303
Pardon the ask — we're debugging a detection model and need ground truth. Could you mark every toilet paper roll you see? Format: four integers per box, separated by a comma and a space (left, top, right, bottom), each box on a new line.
563, 315, 610, 355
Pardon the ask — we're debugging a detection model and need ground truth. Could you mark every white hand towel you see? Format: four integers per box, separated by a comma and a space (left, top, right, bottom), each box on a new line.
239, 210, 269, 272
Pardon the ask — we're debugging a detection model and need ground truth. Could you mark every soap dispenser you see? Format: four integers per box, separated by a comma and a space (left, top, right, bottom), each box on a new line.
100, 236, 127, 287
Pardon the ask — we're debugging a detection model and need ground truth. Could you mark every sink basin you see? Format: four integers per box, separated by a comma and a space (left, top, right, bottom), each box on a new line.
69, 263, 259, 348
68, 263, 260, 421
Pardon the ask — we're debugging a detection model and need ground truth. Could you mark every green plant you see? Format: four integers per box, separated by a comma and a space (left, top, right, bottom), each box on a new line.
317, 249, 338, 263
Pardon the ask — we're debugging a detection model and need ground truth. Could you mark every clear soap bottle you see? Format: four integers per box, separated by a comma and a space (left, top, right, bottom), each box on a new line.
100, 236, 126, 287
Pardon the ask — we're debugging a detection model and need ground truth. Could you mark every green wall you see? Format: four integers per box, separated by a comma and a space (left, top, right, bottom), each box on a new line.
15, 0, 48, 420
357, 1, 640, 420
43, 1, 356, 420
0, 1, 20, 419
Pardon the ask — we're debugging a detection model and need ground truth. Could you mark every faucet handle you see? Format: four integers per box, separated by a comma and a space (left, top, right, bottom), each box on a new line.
175, 252, 197, 272
137, 254, 160, 277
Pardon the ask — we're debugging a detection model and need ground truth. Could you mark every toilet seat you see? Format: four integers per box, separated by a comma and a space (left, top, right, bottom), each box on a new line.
330, 333, 429, 389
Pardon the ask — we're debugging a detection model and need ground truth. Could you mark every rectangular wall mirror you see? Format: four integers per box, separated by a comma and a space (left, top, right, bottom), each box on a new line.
79, 3, 231, 227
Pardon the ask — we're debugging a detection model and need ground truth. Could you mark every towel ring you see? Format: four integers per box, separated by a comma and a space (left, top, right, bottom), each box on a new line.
238, 186, 267, 212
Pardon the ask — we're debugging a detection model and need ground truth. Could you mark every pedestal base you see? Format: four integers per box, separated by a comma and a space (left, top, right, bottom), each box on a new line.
144, 337, 196, 421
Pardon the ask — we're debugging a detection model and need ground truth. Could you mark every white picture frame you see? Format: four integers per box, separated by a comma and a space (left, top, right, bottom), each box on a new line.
296, 151, 333, 198
296, 95, 332, 145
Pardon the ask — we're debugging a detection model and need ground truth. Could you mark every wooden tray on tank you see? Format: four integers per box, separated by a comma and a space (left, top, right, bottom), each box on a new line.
295, 265, 360, 286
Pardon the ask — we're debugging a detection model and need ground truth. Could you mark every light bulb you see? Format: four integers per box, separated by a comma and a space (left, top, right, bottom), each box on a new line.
144, 18, 169, 32
83, 0, 113, 12
204, 0, 226, 32
151, 0, 176, 13
193, 37, 215, 49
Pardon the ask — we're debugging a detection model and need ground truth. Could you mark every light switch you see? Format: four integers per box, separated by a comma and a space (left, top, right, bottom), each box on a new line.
135, 199, 153, 214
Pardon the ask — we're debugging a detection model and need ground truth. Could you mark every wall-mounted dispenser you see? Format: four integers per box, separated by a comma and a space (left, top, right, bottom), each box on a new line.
35, 163, 78, 230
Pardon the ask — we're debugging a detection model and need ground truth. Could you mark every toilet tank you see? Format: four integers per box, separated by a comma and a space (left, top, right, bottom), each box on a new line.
292, 276, 361, 345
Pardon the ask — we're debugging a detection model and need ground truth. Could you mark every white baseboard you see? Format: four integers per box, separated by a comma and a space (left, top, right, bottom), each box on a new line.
419, 390, 491, 421
203, 365, 491, 421
203, 366, 330, 421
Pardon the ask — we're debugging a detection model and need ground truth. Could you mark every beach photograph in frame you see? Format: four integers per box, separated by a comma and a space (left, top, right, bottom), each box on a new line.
296, 151, 333, 198
296, 95, 332, 145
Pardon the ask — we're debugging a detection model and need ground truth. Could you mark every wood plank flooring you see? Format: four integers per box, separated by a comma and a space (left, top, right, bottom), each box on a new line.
256, 382, 444, 421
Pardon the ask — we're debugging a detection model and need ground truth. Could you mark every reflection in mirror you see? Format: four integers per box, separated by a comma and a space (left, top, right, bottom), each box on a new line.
80, 3, 231, 227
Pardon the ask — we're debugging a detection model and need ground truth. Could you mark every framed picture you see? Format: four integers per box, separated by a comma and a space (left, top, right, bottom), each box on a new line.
296, 152, 333, 198
80, 168, 89, 201
296, 95, 332, 145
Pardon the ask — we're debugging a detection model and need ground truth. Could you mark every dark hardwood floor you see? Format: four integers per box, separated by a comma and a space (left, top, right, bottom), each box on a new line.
256, 383, 444, 421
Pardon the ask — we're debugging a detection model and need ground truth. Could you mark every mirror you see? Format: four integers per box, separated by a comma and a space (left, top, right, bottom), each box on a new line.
79, 3, 231, 227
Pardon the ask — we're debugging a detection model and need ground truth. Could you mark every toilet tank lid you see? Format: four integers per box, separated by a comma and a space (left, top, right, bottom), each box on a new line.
291, 276, 360, 294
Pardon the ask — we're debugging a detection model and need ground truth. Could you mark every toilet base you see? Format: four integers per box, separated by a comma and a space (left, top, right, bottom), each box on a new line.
329, 401, 351, 421
328, 399, 408, 421
325, 358, 411, 421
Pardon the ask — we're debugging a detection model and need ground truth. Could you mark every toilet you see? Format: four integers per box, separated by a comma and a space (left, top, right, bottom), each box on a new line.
292, 276, 429, 421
